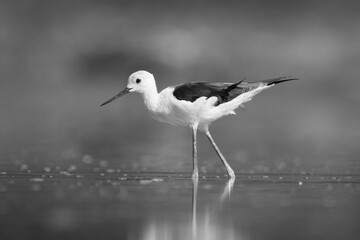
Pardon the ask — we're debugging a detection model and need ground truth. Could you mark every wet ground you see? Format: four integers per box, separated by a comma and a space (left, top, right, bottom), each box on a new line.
0, 171, 359, 240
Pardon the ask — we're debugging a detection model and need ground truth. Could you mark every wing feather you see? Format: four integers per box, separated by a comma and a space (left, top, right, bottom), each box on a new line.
172, 77, 297, 106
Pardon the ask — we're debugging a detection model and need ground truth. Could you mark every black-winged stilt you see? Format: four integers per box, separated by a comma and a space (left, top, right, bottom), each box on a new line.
101, 70, 297, 179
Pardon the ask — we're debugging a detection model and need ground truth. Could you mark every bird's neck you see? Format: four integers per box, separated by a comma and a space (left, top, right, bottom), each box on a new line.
141, 87, 160, 112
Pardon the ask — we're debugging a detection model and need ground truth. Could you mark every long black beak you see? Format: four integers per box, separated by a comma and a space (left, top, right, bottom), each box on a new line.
100, 87, 131, 106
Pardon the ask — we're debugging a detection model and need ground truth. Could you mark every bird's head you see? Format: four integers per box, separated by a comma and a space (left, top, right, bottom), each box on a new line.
100, 70, 156, 106
127, 70, 156, 94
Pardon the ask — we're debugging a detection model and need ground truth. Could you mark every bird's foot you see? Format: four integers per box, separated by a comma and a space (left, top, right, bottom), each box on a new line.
192, 170, 199, 180
227, 168, 236, 179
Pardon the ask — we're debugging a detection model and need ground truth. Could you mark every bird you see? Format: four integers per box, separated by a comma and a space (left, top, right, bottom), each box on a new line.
100, 70, 297, 179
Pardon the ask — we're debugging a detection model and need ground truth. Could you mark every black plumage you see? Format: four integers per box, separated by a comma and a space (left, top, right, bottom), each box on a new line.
173, 76, 297, 106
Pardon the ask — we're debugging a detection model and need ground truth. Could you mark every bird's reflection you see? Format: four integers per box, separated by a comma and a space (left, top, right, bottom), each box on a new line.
192, 178, 235, 240
140, 178, 236, 240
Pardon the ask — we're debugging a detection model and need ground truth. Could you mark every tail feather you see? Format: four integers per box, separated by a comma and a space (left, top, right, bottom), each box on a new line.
261, 76, 299, 86
218, 76, 298, 113
218, 84, 272, 113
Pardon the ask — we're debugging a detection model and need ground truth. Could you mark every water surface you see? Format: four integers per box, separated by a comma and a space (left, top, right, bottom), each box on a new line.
1, 172, 359, 240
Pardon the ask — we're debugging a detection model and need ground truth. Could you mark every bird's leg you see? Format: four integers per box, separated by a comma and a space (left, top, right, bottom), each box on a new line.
205, 130, 235, 178
192, 126, 199, 179
192, 178, 198, 239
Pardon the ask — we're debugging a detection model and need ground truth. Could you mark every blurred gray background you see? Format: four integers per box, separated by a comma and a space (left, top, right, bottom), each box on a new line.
1, 0, 360, 174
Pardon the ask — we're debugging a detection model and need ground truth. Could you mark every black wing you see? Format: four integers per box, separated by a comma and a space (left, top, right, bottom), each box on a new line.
172, 76, 297, 106
173, 81, 242, 106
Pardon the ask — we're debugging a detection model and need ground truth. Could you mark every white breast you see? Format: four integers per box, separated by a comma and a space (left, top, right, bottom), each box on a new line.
146, 88, 223, 128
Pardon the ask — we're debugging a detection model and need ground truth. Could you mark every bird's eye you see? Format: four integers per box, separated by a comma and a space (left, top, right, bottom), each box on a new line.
136, 78, 141, 84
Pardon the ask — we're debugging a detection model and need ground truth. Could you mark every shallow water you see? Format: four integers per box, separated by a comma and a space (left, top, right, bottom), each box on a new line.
2, 1, 360, 239
1, 172, 359, 240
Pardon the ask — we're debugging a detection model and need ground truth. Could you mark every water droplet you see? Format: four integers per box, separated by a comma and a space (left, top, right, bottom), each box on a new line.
67, 165, 77, 172
82, 155, 93, 164
30, 178, 45, 182
99, 160, 108, 168
20, 164, 28, 171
